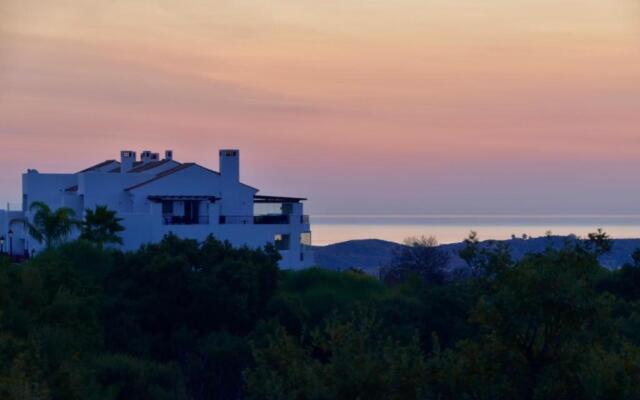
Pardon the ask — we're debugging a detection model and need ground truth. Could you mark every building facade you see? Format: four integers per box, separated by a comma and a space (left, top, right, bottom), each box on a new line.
0, 149, 313, 269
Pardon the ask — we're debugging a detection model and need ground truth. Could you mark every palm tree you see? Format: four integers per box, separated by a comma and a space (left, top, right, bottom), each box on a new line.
27, 201, 81, 248
80, 205, 124, 248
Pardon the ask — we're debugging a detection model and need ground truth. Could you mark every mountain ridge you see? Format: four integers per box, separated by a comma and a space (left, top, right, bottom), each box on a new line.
313, 236, 640, 273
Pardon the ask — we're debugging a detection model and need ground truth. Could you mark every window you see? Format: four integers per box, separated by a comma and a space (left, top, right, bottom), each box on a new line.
274, 234, 290, 251
300, 232, 312, 246
162, 200, 207, 225
184, 200, 201, 223
162, 200, 173, 215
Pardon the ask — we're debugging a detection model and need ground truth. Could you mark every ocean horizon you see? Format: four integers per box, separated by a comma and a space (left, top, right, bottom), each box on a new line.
311, 214, 640, 246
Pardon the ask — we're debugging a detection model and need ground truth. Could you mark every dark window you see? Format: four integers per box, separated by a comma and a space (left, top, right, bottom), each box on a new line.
184, 200, 200, 223
162, 200, 173, 215
274, 234, 290, 251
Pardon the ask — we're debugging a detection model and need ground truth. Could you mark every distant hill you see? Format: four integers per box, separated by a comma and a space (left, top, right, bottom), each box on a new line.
312, 239, 399, 274
313, 236, 640, 273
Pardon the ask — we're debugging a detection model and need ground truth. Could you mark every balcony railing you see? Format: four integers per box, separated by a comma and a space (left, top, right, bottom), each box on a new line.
219, 216, 251, 224
219, 215, 293, 225
163, 215, 209, 225
255, 214, 290, 224
218, 214, 309, 225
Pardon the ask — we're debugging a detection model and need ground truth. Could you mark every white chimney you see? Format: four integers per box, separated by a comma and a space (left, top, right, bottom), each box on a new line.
219, 149, 239, 183
165, 150, 173, 160
120, 150, 136, 173
140, 150, 159, 164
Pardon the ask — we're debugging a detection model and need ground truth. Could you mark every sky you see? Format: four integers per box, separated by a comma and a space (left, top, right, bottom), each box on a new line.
1, 0, 639, 215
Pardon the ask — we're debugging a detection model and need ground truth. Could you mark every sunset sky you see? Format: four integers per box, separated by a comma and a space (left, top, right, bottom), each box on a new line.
1, 0, 639, 214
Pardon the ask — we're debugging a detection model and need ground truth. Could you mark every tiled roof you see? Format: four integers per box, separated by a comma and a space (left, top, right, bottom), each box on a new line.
240, 182, 259, 191
78, 160, 118, 173
254, 195, 306, 203
128, 159, 174, 173
125, 163, 196, 191
148, 195, 220, 202
108, 161, 143, 173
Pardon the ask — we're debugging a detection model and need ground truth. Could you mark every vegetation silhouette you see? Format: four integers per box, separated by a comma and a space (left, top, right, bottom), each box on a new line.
80, 205, 125, 248
26, 201, 80, 248
1, 227, 640, 399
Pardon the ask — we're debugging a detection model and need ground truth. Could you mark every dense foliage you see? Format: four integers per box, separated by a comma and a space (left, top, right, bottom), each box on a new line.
380, 236, 449, 286
80, 205, 125, 248
26, 201, 80, 248
2, 232, 640, 399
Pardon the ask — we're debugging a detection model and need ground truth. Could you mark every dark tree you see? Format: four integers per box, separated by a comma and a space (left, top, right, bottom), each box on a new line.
458, 231, 512, 279
586, 228, 613, 257
80, 205, 125, 248
27, 201, 80, 248
380, 236, 450, 286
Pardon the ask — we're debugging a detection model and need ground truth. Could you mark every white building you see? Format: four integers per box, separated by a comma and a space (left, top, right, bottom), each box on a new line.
0, 149, 313, 269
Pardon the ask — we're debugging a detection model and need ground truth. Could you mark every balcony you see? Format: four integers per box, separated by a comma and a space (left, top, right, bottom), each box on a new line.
255, 214, 290, 224
163, 215, 209, 225
218, 214, 309, 225
219, 216, 251, 225
219, 215, 291, 225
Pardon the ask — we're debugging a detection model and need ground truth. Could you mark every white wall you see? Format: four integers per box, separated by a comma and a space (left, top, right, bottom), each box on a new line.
23, 172, 77, 212
220, 184, 256, 217
127, 165, 256, 218
119, 215, 312, 268
15, 154, 313, 268
79, 172, 148, 211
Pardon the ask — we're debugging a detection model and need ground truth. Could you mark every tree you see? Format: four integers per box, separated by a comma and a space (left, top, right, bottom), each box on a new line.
80, 205, 125, 248
430, 244, 624, 400
632, 248, 640, 268
101, 235, 280, 399
27, 201, 80, 249
458, 231, 512, 279
587, 228, 613, 257
380, 236, 450, 286
245, 308, 427, 400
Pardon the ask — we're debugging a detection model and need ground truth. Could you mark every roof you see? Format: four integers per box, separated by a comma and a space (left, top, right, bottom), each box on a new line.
240, 182, 259, 192
190, 164, 257, 191
148, 195, 220, 202
128, 159, 174, 173
116, 160, 260, 193
195, 165, 220, 176
108, 161, 143, 173
125, 163, 196, 191
78, 160, 118, 173
254, 195, 307, 203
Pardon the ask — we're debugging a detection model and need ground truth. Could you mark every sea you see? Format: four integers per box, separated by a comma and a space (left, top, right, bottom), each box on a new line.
311, 215, 640, 246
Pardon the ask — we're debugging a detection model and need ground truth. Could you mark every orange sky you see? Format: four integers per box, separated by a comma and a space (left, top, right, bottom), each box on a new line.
1, 0, 639, 214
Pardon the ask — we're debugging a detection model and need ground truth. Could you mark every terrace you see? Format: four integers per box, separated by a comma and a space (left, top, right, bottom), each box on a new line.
219, 195, 309, 225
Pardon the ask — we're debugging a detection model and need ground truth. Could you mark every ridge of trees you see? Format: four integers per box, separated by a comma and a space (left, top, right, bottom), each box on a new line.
2, 215, 640, 399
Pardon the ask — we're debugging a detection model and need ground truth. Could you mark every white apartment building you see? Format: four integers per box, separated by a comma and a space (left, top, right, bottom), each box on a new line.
0, 149, 313, 269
